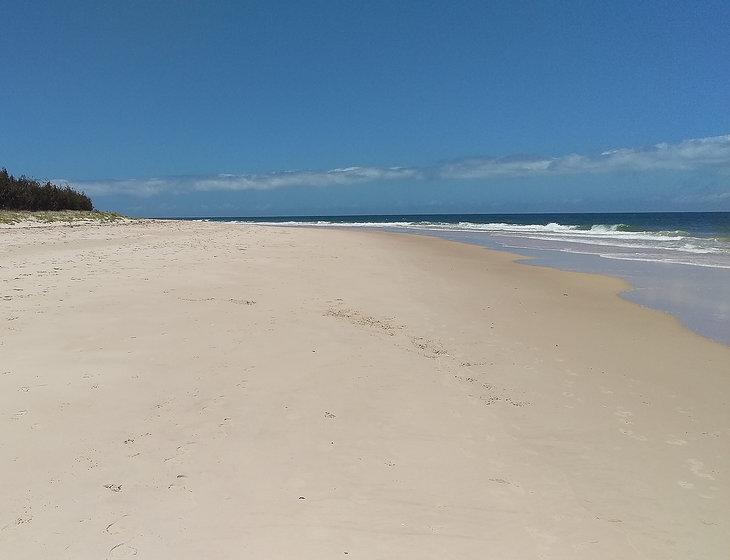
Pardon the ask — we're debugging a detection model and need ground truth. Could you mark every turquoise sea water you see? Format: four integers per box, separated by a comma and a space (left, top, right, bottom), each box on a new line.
193, 212, 730, 345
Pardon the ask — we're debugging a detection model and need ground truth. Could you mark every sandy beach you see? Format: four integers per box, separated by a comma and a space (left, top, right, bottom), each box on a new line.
1, 220, 728, 559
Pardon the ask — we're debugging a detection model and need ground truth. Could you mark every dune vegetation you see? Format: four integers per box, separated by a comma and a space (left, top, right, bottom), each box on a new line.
1, 167, 93, 211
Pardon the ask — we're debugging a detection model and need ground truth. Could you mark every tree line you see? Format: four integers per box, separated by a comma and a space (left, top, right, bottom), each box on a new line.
0, 167, 93, 211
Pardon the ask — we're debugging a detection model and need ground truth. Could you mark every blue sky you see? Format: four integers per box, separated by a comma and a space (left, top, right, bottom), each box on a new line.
2, 1, 729, 216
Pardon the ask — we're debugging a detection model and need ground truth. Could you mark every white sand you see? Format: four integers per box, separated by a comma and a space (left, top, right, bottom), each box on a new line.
1, 220, 728, 559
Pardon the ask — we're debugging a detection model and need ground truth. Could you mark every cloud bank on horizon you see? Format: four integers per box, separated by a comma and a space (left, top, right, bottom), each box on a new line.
63, 134, 730, 198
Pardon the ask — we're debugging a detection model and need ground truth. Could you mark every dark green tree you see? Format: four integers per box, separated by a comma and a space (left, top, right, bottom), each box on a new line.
0, 168, 93, 211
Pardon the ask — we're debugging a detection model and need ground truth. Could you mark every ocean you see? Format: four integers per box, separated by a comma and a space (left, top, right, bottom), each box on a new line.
195, 212, 730, 345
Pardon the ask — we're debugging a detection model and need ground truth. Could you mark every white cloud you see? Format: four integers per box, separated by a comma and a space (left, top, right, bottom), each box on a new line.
191, 166, 422, 191
60, 166, 422, 197
61, 134, 730, 197
442, 134, 730, 178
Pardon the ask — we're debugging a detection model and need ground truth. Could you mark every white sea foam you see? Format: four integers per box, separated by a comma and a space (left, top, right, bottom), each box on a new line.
597, 253, 730, 269
232, 219, 730, 269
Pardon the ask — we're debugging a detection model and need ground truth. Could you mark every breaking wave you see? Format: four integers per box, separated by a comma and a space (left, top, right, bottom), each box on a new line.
223, 218, 730, 269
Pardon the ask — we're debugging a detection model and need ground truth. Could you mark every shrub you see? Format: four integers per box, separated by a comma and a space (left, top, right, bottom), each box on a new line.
0, 168, 93, 211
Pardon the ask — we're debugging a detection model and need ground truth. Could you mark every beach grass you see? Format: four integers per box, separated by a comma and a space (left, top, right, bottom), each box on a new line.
0, 209, 127, 225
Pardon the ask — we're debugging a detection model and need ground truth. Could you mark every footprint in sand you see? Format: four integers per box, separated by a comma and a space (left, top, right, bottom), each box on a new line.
107, 541, 138, 559
167, 474, 192, 492
614, 408, 633, 425
687, 459, 716, 480
104, 515, 130, 535
619, 428, 648, 442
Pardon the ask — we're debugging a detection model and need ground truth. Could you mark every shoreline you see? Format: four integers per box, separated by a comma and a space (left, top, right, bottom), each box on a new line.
2, 220, 728, 558
387, 227, 730, 347
231, 220, 730, 347
343, 226, 726, 348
